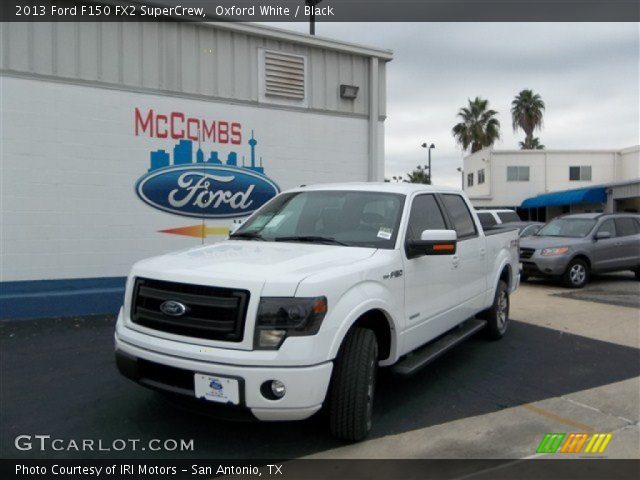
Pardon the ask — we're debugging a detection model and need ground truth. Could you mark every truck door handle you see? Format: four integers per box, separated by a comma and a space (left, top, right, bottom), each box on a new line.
452, 255, 460, 268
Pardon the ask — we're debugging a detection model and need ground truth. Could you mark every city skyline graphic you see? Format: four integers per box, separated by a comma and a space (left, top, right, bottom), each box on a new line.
148, 130, 265, 175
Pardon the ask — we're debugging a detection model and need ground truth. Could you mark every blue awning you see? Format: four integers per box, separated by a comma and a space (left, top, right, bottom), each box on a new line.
521, 187, 607, 209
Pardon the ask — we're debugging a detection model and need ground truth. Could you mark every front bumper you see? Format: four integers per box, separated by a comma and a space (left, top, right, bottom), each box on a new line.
521, 253, 570, 277
115, 334, 333, 422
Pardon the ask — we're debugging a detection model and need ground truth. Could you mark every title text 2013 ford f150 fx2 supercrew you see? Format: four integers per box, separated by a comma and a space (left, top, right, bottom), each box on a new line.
115, 183, 520, 441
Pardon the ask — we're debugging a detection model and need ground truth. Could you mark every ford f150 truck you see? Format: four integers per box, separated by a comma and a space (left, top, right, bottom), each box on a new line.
115, 183, 520, 441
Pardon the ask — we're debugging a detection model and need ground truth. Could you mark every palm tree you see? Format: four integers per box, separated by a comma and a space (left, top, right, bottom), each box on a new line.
511, 89, 545, 150
452, 97, 501, 153
405, 165, 431, 184
518, 137, 545, 150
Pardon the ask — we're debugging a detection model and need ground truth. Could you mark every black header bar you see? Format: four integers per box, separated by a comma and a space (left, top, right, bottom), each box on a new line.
1, 0, 639, 22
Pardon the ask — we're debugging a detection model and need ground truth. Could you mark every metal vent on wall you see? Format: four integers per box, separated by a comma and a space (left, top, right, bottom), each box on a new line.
264, 51, 306, 100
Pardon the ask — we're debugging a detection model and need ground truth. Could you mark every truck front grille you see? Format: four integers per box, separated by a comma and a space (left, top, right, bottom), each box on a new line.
131, 278, 249, 342
519, 248, 535, 259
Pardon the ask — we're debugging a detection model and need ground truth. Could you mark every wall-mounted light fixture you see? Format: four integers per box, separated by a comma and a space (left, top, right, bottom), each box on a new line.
340, 84, 359, 99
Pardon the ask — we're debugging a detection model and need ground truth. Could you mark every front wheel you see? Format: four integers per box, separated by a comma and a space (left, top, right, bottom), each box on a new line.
328, 328, 378, 442
562, 258, 589, 288
482, 280, 510, 340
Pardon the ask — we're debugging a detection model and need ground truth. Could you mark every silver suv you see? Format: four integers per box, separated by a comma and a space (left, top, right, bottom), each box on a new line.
519, 213, 640, 288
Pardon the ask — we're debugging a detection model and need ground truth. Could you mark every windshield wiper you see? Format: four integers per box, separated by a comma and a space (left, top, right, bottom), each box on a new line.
274, 235, 348, 246
228, 231, 265, 241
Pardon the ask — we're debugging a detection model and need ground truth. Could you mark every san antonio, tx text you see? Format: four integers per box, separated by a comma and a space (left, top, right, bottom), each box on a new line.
16, 464, 284, 477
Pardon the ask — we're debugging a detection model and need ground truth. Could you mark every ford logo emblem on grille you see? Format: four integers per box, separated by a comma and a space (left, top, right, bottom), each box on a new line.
159, 300, 188, 317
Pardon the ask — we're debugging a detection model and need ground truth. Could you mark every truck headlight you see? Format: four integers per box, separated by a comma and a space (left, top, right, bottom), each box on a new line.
254, 297, 328, 349
540, 246, 570, 256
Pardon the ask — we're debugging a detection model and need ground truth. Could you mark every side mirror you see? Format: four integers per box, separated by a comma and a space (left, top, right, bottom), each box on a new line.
406, 229, 457, 259
595, 230, 611, 240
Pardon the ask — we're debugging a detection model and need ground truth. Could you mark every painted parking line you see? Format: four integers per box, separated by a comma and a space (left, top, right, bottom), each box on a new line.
520, 403, 594, 432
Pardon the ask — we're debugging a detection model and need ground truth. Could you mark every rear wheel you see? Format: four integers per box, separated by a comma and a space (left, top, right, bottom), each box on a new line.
328, 328, 378, 442
482, 280, 510, 340
562, 258, 589, 288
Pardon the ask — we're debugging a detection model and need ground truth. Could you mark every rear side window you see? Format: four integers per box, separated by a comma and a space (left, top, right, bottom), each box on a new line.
406, 194, 447, 241
442, 194, 477, 238
497, 211, 520, 223
476, 212, 497, 228
615, 218, 640, 236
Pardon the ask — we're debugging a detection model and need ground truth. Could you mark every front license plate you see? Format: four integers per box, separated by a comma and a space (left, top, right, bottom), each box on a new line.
194, 373, 240, 405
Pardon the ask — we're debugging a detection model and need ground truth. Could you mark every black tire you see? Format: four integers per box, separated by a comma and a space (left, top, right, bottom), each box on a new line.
328, 327, 378, 442
482, 280, 510, 340
562, 258, 590, 288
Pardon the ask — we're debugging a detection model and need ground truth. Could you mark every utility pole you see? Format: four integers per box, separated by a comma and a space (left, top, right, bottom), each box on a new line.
305, 0, 323, 35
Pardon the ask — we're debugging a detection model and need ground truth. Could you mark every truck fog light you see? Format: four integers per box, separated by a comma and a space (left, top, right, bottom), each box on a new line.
260, 380, 286, 400
271, 380, 286, 398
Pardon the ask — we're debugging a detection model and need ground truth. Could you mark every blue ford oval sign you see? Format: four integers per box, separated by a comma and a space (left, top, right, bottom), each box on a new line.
136, 165, 280, 219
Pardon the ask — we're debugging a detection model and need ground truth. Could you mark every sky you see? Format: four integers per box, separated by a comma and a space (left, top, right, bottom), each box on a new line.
267, 22, 639, 188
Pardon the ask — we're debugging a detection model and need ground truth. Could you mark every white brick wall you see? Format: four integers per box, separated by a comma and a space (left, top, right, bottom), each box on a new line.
1, 76, 376, 281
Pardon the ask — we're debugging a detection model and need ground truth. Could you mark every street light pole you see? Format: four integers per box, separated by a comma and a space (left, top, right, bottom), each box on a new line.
457, 167, 464, 190
421, 142, 435, 184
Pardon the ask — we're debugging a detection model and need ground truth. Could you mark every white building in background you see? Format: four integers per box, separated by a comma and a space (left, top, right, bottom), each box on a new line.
463, 146, 640, 220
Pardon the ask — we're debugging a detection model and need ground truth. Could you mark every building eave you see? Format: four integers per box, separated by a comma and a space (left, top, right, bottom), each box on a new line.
206, 22, 394, 61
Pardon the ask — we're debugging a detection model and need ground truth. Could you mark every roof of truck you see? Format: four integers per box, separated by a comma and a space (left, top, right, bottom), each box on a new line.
289, 182, 462, 195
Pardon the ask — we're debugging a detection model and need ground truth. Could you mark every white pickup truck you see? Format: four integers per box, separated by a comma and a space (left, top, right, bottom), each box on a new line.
115, 183, 519, 441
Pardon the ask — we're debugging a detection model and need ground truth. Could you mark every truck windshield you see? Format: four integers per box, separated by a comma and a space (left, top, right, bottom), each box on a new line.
537, 218, 597, 237
230, 190, 405, 248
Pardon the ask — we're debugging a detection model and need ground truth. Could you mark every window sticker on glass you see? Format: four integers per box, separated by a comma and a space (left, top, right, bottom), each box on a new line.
377, 227, 393, 240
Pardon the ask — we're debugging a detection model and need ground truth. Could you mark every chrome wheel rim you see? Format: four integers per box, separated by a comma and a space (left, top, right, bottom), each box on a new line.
497, 290, 508, 332
569, 264, 586, 285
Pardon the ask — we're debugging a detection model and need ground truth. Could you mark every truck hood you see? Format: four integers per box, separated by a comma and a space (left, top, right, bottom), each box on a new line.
520, 235, 588, 250
131, 240, 377, 295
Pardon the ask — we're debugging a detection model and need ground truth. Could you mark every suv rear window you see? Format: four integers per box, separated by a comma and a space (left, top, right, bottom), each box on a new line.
497, 211, 521, 223
442, 194, 477, 238
615, 217, 640, 236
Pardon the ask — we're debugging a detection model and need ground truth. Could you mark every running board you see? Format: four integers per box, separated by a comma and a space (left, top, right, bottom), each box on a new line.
391, 318, 487, 376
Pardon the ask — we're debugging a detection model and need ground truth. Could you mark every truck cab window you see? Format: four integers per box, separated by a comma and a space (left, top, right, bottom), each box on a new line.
406, 195, 446, 241
476, 212, 497, 228
442, 194, 477, 238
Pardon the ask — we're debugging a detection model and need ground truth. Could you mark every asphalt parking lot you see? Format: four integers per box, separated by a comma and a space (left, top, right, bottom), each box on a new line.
1, 273, 638, 460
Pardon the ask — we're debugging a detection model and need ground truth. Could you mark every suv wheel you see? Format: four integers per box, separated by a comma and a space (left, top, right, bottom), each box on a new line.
562, 258, 589, 288
328, 327, 378, 442
482, 280, 510, 340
